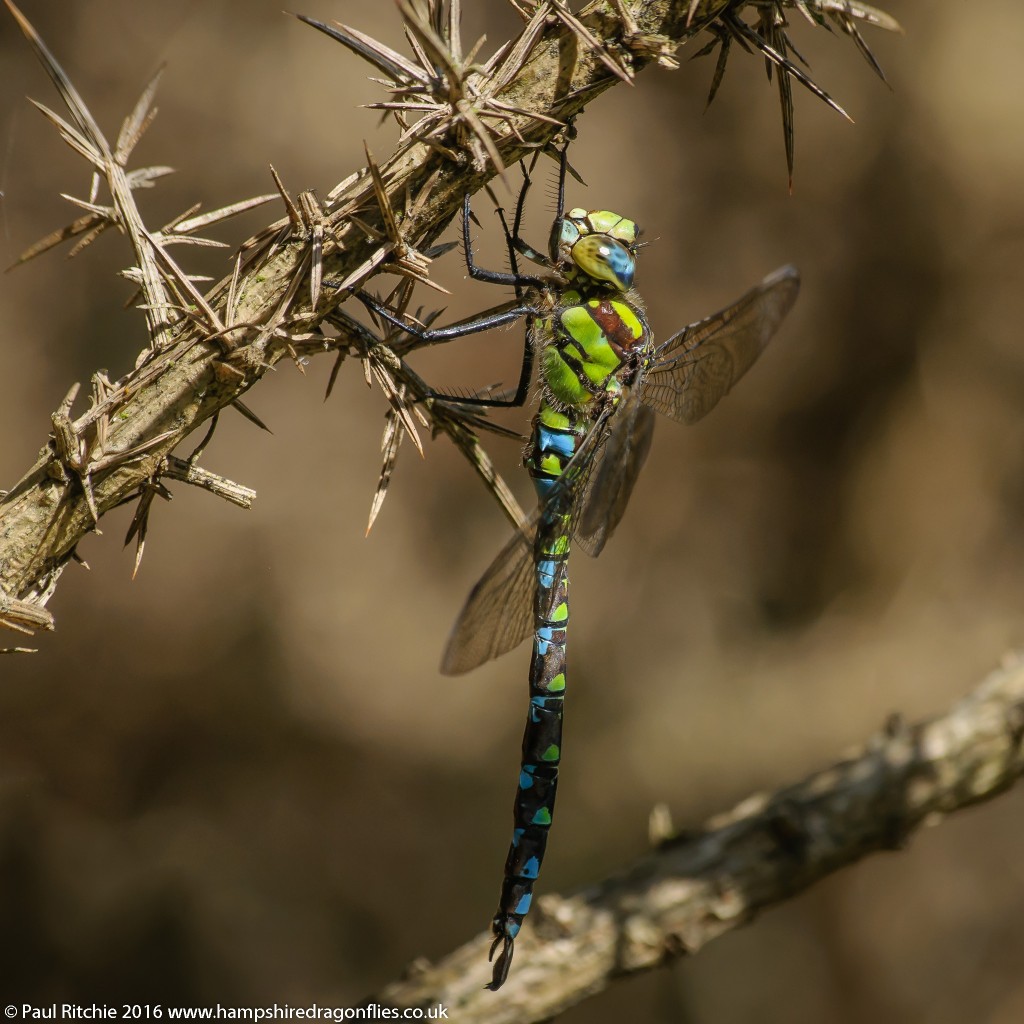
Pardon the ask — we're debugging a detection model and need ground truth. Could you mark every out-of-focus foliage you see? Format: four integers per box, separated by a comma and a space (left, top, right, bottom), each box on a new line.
2, 2, 1023, 1019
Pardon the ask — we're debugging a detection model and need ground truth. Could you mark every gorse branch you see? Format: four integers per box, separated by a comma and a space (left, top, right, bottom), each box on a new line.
0, 0, 898, 642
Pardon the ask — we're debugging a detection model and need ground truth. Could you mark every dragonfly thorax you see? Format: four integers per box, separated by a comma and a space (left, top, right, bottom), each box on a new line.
550, 208, 639, 292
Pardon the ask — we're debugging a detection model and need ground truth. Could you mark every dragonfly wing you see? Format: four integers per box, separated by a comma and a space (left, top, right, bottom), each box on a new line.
440, 519, 537, 676
642, 265, 800, 426
575, 392, 656, 557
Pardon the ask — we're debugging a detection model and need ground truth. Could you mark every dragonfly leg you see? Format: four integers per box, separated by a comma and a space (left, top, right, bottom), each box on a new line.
353, 176, 553, 410
355, 290, 536, 345
498, 131, 575, 272
462, 191, 546, 290
353, 291, 537, 409
489, 160, 551, 272
442, 179, 547, 410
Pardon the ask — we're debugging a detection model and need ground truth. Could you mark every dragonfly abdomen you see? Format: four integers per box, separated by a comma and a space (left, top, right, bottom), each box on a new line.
488, 489, 571, 990
526, 404, 586, 500
487, 285, 651, 986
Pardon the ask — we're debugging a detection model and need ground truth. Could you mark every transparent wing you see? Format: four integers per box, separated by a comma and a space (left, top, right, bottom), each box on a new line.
574, 391, 656, 557
642, 265, 800, 426
577, 266, 798, 555
440, 415, 614, 675
440, 518, 537, 676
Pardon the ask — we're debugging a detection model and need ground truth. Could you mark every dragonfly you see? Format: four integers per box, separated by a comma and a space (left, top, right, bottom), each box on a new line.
357, 140, 800, 990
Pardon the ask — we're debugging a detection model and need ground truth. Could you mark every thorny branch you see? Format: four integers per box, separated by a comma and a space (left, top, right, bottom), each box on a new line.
0, 0, 898, 642
368, 653, 1024, 1024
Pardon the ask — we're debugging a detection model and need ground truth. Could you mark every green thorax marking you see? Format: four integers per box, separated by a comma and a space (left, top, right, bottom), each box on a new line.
540, 292, 650, 411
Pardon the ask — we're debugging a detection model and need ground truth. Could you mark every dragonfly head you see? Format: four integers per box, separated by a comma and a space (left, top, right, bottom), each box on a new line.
551, 209, 639, 290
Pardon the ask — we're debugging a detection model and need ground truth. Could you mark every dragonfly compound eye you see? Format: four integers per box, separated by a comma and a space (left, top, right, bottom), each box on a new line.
571, 234, 636, 290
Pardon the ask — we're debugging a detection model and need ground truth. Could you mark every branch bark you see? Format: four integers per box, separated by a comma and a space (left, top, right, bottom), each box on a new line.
371, 653, 1024, 1022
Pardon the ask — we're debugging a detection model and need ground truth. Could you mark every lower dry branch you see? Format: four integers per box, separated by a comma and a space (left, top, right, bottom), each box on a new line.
374, 652, 1024, 1023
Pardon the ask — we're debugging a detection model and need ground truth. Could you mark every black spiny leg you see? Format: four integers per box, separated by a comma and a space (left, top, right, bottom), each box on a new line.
505, 162, 551, 270
353, 289, 536, 409
352, 184, 548, 409
461, 191, 546, 291
505, 120, 574, 272
357, 291, 537, 348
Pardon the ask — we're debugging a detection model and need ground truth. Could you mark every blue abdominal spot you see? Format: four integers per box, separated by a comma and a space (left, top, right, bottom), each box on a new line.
537, 559, 557, 588
538, 424, 577, 460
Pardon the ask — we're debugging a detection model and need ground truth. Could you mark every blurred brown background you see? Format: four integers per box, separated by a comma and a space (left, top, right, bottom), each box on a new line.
3, 1, 1024, 1019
